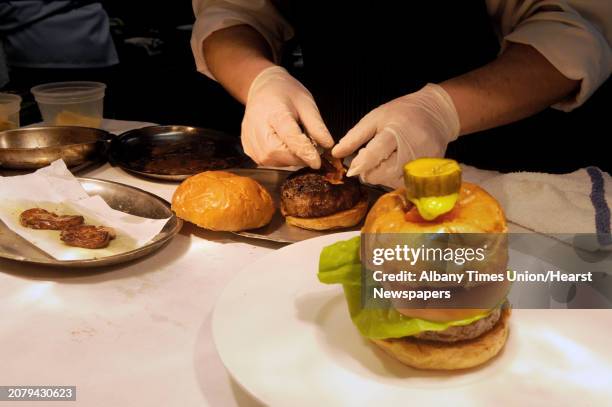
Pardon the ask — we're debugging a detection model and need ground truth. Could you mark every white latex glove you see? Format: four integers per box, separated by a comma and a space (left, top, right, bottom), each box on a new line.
242, 66, 334, 169
332, 84, 461, 189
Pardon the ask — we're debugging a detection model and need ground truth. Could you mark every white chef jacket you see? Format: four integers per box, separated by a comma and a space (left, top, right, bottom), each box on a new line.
191, 0, 612, 112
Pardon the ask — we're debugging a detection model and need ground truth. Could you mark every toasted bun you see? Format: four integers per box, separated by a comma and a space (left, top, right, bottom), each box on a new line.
371, 307, 510, 370
172, 171, 275, 231
362, 182, 507, 234
283, 193, 368, 231
363, 182, 508, 322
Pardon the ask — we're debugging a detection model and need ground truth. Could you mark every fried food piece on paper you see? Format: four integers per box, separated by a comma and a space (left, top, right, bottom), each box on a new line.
19, 208, 84, 230
60, 225, 116, 249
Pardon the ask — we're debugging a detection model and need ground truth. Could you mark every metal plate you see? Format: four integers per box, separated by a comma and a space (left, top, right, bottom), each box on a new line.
229, 168, 386, 243
110, 125, 254, 181
0, 178, 182, 268
0, 126, 111, 170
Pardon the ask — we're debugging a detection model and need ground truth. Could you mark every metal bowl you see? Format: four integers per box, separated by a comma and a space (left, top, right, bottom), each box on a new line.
110, 125, 253, 181
0, 126, 111, 170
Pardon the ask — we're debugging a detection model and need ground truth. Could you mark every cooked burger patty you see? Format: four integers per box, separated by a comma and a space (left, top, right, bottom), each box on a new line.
414, 308, 502, 343
60, 225, 116, 249
20, 208, 84, 230
280, 169, 362, 218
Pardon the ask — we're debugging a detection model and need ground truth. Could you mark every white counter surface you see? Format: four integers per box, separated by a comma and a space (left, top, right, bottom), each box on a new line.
0, 120, 545, 406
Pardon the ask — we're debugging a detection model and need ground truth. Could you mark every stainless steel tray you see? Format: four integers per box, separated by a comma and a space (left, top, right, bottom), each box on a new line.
0, 178, 183, 268
228, 168, 386, 243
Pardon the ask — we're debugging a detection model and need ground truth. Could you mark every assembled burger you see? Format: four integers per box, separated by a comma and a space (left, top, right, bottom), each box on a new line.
318, 158, 510, 370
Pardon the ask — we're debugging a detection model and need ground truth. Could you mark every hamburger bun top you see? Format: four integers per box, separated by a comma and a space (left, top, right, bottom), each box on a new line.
363, 182, 507, 234
172, 171, 275, 232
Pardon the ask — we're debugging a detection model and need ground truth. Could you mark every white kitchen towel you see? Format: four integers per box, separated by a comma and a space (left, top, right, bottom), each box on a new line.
481, 167, 612, 250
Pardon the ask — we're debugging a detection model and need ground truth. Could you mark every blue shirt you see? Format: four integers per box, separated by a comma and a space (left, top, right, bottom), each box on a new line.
0, 1, 118, 69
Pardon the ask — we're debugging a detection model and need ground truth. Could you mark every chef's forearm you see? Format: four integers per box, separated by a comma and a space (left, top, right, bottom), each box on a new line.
202, 24, 276, 104
441, 43, 579, 136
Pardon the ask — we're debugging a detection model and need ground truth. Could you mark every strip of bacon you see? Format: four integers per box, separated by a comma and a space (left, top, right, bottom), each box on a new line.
321, 151, 346, 185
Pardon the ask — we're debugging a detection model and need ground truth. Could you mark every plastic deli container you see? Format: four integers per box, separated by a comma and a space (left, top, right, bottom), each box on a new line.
0, 93, 22, 130
31, 81, 106, 128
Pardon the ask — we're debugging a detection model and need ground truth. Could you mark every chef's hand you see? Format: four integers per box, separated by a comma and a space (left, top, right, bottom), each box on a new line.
242, 66, 334, 169
332, 84, 460, 189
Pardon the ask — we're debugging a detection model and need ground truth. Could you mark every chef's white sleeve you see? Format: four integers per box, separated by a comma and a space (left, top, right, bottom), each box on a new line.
191, 0, 294, 80
487, 0, 612, 111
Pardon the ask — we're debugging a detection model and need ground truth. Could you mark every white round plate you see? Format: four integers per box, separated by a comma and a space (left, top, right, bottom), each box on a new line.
213, 232, 612, 406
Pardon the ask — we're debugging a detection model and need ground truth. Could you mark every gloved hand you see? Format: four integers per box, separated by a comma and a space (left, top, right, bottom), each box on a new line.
332, 84, 461, 189
242, 66, 334, 169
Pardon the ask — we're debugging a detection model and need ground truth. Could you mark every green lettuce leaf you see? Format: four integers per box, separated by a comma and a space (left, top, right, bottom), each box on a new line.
318, 236, 490, 340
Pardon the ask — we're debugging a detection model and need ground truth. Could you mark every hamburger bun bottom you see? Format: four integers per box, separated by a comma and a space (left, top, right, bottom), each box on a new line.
283, 193, 368, 231
371, 307, 510, 370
